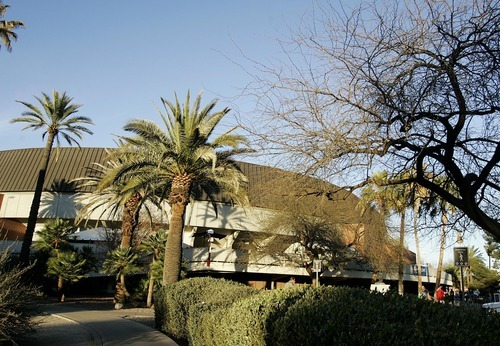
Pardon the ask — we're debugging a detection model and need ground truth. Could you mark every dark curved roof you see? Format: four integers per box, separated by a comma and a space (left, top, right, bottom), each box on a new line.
0, 147, 362, 223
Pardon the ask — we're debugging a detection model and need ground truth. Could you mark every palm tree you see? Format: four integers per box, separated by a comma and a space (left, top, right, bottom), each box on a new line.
46, 251, 88, 302
390, 184, 409, 296
435, 202, 456, 292
362, 171, 409, 294
139, 229, 167, 307
11, 91, 94, 265
102, 247, 141, 308
74, 145, 159, 308
422, 178, 458, 295
359, 171, 396, 280
32, 218, 74, 254
32, 218, 90, 301
483, 232, 500, 270
0, 1, 24, 52
74, 145, 156, 249
406, 176, 431, 298
115, 91, 251, 285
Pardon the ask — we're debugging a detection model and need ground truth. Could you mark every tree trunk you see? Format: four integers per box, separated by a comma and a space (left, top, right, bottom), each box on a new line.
19, 134, 55, 265
113, 193, 142, 309
162, 174, 191, 285
114, 274, 131, 309
57, 276, 65, 302
414, 204, 423, 296
434, 212, 447, 296
114, 282, 124, 309
398, 211, 406, 295
147, 269, 155, 308
120, 193, 142, 249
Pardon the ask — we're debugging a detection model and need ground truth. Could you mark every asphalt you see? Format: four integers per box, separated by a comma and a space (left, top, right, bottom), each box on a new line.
14, 301, 178, 346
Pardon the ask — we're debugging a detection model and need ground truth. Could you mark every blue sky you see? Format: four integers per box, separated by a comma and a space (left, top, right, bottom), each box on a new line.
1, 0, 315, 150
0, 0, 488, 267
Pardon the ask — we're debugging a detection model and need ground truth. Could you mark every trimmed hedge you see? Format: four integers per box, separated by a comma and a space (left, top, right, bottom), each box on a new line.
205, 286, 308, 346
155, 280, 500, 345
154, 277, 257, 340
272, 286, 500, 346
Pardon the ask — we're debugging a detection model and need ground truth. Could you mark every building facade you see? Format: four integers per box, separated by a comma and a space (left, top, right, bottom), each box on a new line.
0, 147, 452, 290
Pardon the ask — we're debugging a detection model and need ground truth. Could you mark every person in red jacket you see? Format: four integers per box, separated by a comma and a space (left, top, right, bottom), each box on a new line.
436, 285, 446, 303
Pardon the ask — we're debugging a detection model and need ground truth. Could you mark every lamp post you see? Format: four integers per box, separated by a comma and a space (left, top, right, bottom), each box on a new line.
454, 231, 468, 301
313, 259, 322, 288
206, 229, 214, 267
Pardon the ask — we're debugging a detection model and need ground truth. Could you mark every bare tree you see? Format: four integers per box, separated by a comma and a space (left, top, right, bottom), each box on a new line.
241, 0, 500, 240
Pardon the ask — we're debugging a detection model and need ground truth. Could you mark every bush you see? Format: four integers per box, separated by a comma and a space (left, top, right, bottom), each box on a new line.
207, 286, 308, 346
0, 249, 42, 342
156, 281, 500, 345
272, 286, 500, 346
154, 277, 257, 341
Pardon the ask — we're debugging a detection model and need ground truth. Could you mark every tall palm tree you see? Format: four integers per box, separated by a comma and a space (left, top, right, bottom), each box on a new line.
422, 177, 458, 294
11, 91, 94, 265
359, 171, 395, 280
390, 184, 409, 296
484, 232, 500, 270
0, 1, 24, 52
405, 174, 431, 297
115, 91, 251, 285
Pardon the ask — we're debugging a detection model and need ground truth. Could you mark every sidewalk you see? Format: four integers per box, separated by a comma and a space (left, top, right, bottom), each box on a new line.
16, 300, 178, 346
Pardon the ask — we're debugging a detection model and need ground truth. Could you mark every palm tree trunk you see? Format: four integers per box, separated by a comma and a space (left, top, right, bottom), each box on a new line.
398, 211, 406, 295
120, 193, 142, 249
19, 134, 55, 265
114, 193, 142, 309
147, 269, 155, 308
163, 202, 187, 285
413, 204, 423, 296
57, 276, 65, 302
434, 212, 447, 295
163, 174, 191, 285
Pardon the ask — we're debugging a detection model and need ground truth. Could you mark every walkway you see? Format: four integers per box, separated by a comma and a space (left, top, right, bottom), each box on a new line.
16, 301, 178, 346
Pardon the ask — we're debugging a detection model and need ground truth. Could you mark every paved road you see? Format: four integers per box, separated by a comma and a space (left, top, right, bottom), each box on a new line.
16, 303, 178, 346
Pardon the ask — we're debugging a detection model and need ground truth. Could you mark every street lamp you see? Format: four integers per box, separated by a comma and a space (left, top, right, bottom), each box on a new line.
206, 229, 214, 267
313, 259, 322, 288
454, 231, 468, 301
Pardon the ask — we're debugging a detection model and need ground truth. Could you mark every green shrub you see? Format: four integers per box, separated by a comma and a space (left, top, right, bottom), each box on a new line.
187, 282, 259, 346
207, 286, 308, 346
156, 281, 500, 345
0, 249, 42, 342
154, 277, 257, 341
272, 286, 500, 346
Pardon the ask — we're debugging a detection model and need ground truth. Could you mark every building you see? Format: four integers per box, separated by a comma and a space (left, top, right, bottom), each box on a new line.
0, 147, 452, 291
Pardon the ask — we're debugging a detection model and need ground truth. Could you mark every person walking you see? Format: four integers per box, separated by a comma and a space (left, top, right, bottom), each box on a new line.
420, 286, 432, 300
436, 285, 445, 303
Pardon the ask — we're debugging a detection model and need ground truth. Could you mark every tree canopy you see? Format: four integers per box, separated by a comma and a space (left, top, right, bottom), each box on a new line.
242, 0, 500, 240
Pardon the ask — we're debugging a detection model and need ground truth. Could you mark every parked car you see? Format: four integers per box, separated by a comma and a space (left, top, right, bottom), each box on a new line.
482, 301, 500, 313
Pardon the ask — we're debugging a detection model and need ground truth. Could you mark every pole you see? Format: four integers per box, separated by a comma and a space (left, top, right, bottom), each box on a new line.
460, 265, 464, 301
316, 270, 319, 288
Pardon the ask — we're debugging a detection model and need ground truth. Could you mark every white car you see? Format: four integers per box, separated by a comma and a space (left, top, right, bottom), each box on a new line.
482, 302, 500, 313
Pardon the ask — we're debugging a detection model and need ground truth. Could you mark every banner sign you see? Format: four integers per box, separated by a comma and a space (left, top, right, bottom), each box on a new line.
412, 265, 428, 276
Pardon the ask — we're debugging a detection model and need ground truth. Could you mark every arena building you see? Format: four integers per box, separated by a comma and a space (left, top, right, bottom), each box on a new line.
0, 147, 452, 291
